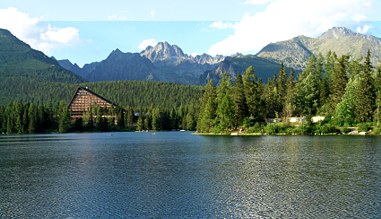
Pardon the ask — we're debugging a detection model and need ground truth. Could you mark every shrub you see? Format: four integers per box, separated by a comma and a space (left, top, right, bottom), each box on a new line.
357, 123, 370, 132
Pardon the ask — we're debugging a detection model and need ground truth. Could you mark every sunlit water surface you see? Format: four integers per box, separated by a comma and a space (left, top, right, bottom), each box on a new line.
0, 132, 380, 218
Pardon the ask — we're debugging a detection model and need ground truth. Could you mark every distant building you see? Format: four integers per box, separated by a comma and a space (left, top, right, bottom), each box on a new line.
311, 116, 325, 123
68, 87, 120, 120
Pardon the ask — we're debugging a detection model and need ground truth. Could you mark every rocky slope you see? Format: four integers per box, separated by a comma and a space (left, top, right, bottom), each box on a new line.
257, 27, 381, 69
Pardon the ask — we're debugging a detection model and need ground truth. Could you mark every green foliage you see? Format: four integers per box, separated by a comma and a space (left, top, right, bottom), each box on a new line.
357, 123, 371, 132
197, 80, 217, 133
234, 74, 248, 127
215, 74, 235, 132
243, 66, 264, 121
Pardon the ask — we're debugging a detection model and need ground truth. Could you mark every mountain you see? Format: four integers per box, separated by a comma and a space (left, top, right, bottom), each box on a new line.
85, 49, 156, 81
62, 42, 224, 84
57, 59, 84, 77
140, 41, 187, 64
199, 55, 297, 84
0, 28, 83, 83
257, 27, 381, 69
140, 41, 224, 65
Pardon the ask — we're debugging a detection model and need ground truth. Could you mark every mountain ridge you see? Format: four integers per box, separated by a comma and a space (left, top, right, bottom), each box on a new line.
0, 28, 83, 83
257, 27, 381, 69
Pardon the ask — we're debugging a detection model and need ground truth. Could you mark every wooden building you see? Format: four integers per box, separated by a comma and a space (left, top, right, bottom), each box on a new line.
68, 87, 119, 120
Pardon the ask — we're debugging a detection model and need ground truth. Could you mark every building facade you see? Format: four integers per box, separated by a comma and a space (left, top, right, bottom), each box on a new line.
68, 87, 118, 120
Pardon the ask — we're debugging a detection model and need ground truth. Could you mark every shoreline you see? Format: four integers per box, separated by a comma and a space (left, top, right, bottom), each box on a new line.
194, 132, 371, 136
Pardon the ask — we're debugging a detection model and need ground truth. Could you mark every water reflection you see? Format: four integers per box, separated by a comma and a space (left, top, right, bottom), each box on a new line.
0, 133, 380, 218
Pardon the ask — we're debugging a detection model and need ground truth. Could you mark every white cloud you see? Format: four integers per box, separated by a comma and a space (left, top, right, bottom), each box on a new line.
208, 0, 376, 55
356, 25, 371, 34
209, 21, 236, 30
138, 39, 158, 50
0, 7, 80, 53
41, 25, 79, 44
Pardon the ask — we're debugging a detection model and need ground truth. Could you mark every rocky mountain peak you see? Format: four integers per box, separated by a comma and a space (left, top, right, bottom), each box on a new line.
320, 27, 358, 39
140, 41, 186, 63
109, 48, 123, 57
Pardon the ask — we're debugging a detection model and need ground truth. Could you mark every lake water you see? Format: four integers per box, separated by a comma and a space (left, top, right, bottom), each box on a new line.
0, 132, 380, 218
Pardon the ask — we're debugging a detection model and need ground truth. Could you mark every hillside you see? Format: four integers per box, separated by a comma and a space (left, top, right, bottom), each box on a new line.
257, 27, 381, 69
199, 55, 297, 84
0, 28, 83, 83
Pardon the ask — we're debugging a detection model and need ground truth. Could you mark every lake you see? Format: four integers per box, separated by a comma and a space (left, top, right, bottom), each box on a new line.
0, 132, 380, 218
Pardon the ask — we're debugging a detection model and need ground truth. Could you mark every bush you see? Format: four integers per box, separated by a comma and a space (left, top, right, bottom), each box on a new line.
317, 124, 340, 134
265, 123, 278, 135
357, 123, 370, 132
372, 127, 381, 135
264, 123, 292, 135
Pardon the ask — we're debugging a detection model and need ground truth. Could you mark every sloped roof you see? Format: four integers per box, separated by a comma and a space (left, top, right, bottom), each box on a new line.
68, 86, 120, 108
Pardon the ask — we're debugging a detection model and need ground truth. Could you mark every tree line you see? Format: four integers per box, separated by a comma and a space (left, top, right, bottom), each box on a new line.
197, 50, 381, 134
0, 101, 198, 134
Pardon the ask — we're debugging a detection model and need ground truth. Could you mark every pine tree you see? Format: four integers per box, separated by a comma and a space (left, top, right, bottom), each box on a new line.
27, 104, 37, 133
374, 66, 381, 126
335, 76, 359, 125
137, 116, 144, 131
215, 73, 235, 132
294, 55, 320, 116
197, 80, 217, 133
354, 50, 375, 123
234, 74, 248, 127
151, 107, 161, 131
185, 113, 195, 130
283, 69, 295, 118
58, 101, 71, 133
330, 55, 349, 111
243, 66, 263, 121
277, 63, 287, 115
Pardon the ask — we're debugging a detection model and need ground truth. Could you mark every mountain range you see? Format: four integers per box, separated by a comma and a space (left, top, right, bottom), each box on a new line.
58, 27, 381, 85
1, 26, 381, 87
58, 42, 229, 84
59, 41, 293, 84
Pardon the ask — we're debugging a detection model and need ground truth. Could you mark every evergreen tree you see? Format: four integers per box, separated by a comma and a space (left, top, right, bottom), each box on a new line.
335, 76, 359, 125
294, 55, 320, 116
277, 63, 287, 115
374, 66, 381, 125
185, 113, 195, 130
330, 55, 349, 111
57, 101, 71, 133
27, 104, 37, 133
234, 74, 248, 127
283, 69, 295, 118
197, 80, 217, 133
151, 107, 161, 131
354, 50, 375, 122
137, 116, 144, 131
215, 74, 235, 132
242, 66, 263, 121
264, 76, 278, 118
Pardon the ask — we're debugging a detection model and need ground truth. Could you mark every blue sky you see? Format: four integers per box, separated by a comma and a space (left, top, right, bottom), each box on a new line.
0, 0, 380, 66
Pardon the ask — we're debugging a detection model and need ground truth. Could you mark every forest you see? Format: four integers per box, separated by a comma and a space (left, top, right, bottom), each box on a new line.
0, 81, 202, 134
1, 50, 381, 135
197, 50, 381, 135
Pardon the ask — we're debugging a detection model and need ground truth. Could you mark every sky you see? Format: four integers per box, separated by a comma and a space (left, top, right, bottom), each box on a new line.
0, 0, 380, 66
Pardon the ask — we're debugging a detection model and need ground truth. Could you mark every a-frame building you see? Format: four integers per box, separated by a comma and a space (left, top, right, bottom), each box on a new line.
68, 87, 119, 120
